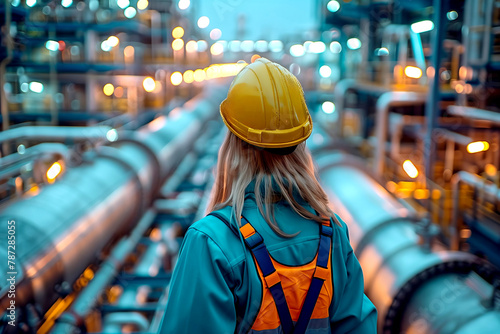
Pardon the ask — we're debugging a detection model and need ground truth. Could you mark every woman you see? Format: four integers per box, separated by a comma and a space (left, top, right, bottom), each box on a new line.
161, 57, 377, 333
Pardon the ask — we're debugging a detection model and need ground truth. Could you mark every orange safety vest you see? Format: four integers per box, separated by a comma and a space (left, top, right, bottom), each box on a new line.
210, 213, 334, 334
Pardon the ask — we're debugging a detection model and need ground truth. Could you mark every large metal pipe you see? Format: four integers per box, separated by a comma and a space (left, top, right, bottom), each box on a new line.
0, 88, 225, 315
448, 105, 500, 125
315, 151, 500, 333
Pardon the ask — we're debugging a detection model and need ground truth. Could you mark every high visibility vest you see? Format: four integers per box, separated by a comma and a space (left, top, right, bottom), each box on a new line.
210, 213, 334, 334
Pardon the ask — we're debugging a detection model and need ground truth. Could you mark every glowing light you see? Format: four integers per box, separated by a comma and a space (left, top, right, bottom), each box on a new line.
61, 0, 73, 8
310, 41, 326, 53
117, 0, 130, 9
171, 72, 183, 86
229, 40, 241, 52
143, 77, 156, 92
124, 45, 135, 57
330, 41, 342, 53
254, 40, 268, 52
347, 38, 361, 50
210, 42, 224, 56
11, 0, 21, 7
210, 28, 222, 40
411, 20, 434, 33
172, 38, 184, 51
101, 40, 112, 52
107, 36, 119, 47
403, 160, 419, 178
197, 40, 208, 52
197, 16, 210, 29
269, 40, 283, 52
290, 44, 305, 57
186, 40, 198, 53
194, 69, 206, 82
404, 66, 423, 79
322, 101, 335, 114
124, 7, 137, 19
47, 162, 62, 181
327, 1, 340, 13
17, 144, 25, 154
29, 82, 44, 93
45, 40, 59, 52
183, 70, 194, 83
319, 65, 332, 78
485, 164, 497, 177
376, 47, 389, 56
137, 0, 149, 10
241, 40, 254, 53
114, 86, 124, 98
172, 27, 184, 39
103, 83, 114, 96
26, 0, 36, 7
447, 11, 458, 21
178, 0, 190, 10
106, 129, 118, 142
21, 83, 29, 93
251, 54, 261, 63
467, 141, 490, 153
58, 41, 66, 51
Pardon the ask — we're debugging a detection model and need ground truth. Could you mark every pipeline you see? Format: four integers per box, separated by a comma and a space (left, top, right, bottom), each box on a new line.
315, 150, 500, 333
0, 87, 226, 317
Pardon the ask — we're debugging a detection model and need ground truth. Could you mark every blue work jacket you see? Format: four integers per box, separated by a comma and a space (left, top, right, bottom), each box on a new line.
160, 191, 377, 333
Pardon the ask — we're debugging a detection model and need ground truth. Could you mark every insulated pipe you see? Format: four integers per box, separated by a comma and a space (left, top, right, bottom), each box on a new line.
374, 91, 427, 178
316, 151, 499, 333
0, 89, 225, 315
450, 171, 500, 251
448, 105, 500, 125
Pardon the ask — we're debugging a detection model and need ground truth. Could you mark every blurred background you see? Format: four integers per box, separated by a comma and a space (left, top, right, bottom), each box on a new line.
0, 0, 499, 333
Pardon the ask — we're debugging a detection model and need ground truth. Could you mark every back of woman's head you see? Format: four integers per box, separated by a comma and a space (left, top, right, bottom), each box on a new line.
207, 57, 335, 235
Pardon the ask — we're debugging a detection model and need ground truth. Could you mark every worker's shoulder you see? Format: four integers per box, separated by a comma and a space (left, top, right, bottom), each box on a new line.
187, 207, 240, 246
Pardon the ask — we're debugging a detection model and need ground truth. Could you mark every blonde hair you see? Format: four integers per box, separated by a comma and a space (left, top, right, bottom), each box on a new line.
207, 132, 337, 237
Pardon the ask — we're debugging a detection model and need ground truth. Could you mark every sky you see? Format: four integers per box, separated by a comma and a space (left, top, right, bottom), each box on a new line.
193, 0, 319, 41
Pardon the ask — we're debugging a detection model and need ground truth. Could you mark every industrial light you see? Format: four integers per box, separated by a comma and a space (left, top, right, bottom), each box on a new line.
114, 86, 124, 98
327, 1, 340, 13
21, 83, 29, 93
117, 0, 130, 9
197, 40, 208, 52
210, 42, 224, 56
143, 77, 156, 92
376, 47, 389, 56
183, 70, 194, 83
194, 69, 206, 82
319, 65, 332, 78
254, 40, 268, 52
137, 0, 149, 10
101, 40, 112, 52
172, 38, 184, 51
124, 7, 137, 19
107, 36, 119, 47
447, 11, 458, 21
29, 82, 44, 93
269, 40, 283, 52
61, 0, 73, 8
26, 0, 36, 7
47, 162, 62, 182
411, 20, 434, 34
103, 83, 114, 96
45, 40, 59, 52
330, 41, 342, 53
171, 72, 183, 86
106, 129, 119, 142
210, 28, 222, 40
186, 40, 198, 53
322, 101, 335, 114
310, 41, 326, 53
197, 16, 210, 29
403, 160, 419, 178
124, 45, 134, 57
404, 66, 423, 79
290, 44, 305, 57
467, 141, 490, 153
11, 0, 20, 7
347, 38, 361, 50
17, 144, 26, 154
178, 0, 190, 10
241, 40, 254, 53
229, 40, 241, 52
172, 27, 184, 39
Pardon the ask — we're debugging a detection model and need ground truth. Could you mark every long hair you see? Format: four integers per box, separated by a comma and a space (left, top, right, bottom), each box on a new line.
207, 132, 337, 237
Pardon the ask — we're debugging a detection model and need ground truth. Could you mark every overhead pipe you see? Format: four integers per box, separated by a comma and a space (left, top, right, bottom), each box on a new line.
450, 171, 500, 251
315, 151, 499, 333
448, 105, 500, 125
374, 91, 427, 178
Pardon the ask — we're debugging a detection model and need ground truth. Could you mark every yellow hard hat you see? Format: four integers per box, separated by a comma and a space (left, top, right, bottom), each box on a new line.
220, 57, 312, 149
